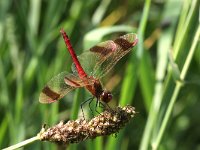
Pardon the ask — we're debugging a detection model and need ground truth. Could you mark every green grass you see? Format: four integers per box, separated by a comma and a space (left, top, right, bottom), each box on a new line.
0, 0, 199, 149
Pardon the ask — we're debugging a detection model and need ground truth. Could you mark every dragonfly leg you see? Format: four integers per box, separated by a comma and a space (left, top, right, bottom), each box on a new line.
99, 101, 114, 113
98, 101, 105, 108
88, 98, 95, 116
80, 97, 94, 120
94, 98, 102, 115
105, 102, 113, 111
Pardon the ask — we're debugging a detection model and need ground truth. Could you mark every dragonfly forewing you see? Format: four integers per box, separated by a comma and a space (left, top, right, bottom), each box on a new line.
71, 40, 116, 76
94, 33, 138, 78
71, 33, 138, 78
39, 72, 75, 103
64, 73, 96, 87
39, 71, 96, 103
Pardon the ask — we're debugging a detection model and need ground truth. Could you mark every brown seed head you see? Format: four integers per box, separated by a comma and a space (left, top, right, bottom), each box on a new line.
39, 105, 136, 144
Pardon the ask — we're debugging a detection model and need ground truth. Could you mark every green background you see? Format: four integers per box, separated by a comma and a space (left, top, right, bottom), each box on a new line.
0, 0, 199, 149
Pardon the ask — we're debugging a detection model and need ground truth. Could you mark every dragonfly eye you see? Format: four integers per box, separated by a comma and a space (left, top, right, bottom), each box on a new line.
101, 90, 112, 103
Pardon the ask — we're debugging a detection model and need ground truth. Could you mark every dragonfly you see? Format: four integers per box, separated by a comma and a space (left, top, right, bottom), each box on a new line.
39, 29, 138, 115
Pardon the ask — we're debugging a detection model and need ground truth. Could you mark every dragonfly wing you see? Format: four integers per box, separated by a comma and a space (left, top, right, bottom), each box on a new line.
39, 72, 96, 103
71, 40, 116, 76
64, 73, 96, 87
95, 33, 138, 78
39, 72, 76, 103
71, 52, 97, 77
71, 33, 138, 78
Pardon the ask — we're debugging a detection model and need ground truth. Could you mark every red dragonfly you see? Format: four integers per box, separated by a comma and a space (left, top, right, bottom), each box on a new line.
39, 29, 138, 108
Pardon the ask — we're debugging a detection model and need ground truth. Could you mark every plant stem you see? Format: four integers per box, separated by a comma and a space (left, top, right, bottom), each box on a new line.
152, 24, 200, 150
2, 136, 40, 150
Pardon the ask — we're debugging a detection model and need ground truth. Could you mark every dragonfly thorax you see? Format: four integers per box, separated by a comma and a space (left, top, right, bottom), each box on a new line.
86, 79, 112, 103
100, 90, 112, 103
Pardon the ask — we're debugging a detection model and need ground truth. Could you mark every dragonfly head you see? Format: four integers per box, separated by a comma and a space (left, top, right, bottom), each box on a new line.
100, 90, 112, 103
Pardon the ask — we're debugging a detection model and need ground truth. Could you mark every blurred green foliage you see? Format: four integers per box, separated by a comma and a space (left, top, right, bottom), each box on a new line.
0, 0, 199, 149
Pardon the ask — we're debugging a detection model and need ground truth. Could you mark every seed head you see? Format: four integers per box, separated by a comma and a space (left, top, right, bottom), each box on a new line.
39, 105, 136, 144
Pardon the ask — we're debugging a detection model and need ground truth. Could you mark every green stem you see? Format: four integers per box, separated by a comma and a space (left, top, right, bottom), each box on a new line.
2, 136, 40, 150
152, 24, 200, 150
106, 0, 151, 149
174, 0, 196, 58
